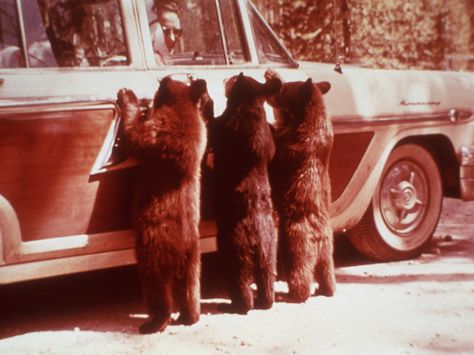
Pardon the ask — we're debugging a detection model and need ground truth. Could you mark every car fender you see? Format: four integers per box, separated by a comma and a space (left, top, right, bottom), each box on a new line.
330, 107, 471, 232
330, 129, 396, 231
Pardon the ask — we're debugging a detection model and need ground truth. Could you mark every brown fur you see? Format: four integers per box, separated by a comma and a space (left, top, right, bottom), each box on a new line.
209, 73, 281, 314
267, 75, 336, 302
116, 77, 208, 333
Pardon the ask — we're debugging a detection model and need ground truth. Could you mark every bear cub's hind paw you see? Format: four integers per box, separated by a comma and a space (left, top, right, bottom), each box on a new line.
176, 312, 200, 326
217, 302, 251, 315
139, 315, 171, 334
314, 284, 336, 297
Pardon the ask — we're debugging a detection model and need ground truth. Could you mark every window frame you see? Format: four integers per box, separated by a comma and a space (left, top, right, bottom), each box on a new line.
218, 0, 251, 65
14, 0, 28, 67
214, 0, 231, 65
246, 0, 297, 67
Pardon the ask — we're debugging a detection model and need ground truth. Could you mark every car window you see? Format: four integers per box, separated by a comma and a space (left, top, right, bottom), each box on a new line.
0, 0, 129, 68
22, 0, 57, 67
220, 0, 247, 64
0, 0, 23, 68
146, 0, 226, 65
247, 1, 294, 65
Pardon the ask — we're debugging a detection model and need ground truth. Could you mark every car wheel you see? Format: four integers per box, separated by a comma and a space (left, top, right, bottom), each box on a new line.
347, 144, 443, 261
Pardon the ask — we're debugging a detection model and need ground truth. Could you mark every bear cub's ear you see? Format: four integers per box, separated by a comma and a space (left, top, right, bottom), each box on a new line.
301, 78, 315, 103
153, 76, 173, 108
190, 79, 208, 104
263, 76, 283, 97
301, 78, 331, 103
316, 81, 331, 95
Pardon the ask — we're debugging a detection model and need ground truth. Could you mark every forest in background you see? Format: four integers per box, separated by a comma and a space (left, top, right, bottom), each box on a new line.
253, 0, 474, 71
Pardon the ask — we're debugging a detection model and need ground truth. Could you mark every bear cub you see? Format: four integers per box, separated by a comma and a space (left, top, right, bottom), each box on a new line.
267, 72, 336, 302
210, 72, 281, 314
116, 76, 209, 333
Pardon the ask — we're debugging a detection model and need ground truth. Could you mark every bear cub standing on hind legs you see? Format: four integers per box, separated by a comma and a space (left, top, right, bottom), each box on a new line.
116, 76, 209, 334
266, 70, 336, 302
210, 72, 281, 314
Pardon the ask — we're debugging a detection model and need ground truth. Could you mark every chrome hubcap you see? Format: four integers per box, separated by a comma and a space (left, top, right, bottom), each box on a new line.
379, 161, 428, 234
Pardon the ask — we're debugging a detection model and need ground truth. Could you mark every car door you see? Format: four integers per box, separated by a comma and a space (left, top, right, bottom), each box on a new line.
0, 0, 155, 266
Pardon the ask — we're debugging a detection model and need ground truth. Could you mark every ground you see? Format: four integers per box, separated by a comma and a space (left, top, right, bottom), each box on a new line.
0, 198, 473, 355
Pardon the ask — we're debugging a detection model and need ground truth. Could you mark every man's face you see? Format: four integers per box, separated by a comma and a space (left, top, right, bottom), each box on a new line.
159, 11, 182, 52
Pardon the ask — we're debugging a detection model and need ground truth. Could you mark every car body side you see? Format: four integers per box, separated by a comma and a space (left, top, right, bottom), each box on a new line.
1, 0, 474, 284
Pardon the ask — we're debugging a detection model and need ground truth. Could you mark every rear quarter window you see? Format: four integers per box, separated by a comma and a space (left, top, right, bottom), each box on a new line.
0, 0, 129, 69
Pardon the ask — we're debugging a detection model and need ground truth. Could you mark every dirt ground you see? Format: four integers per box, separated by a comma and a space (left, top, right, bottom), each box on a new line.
0, 197, 473, 355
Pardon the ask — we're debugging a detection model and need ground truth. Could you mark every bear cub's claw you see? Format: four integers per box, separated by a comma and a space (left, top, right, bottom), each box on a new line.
217, 302, 250, 315
314, 286, 335, 297
176, 313, 199, 326
139, 315, 171, 334
254, 297, 274, 310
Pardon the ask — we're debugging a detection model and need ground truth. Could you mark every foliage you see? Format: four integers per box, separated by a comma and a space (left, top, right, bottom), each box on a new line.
348, 0, 445, 70
253, 0, 335, 63
253, 0, 474, 70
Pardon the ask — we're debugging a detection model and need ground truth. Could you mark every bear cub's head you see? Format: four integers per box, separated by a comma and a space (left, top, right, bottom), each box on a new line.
224, 72, 282, 107
153, 76, 209, 112
265, 71, 331, 126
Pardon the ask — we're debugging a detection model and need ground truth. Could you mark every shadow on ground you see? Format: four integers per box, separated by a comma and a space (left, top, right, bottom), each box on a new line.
1, 230, 471, 339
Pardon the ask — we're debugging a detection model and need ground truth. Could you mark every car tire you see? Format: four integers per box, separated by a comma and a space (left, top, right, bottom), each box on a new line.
347, 144, 443, 261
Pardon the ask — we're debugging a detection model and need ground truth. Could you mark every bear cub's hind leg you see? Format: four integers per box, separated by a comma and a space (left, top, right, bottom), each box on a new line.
254, 254, 275, 309
176, 247, 201, 325
314, 240, 336, 297
139, 272, 173, 334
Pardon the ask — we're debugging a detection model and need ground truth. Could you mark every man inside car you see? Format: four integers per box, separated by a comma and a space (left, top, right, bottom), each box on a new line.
149, 2, 182, 63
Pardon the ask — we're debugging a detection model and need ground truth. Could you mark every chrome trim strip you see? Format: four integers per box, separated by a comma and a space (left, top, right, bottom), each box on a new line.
332, 109, 473, 128
0, 96, 116, 115
0, 95, 114, 107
